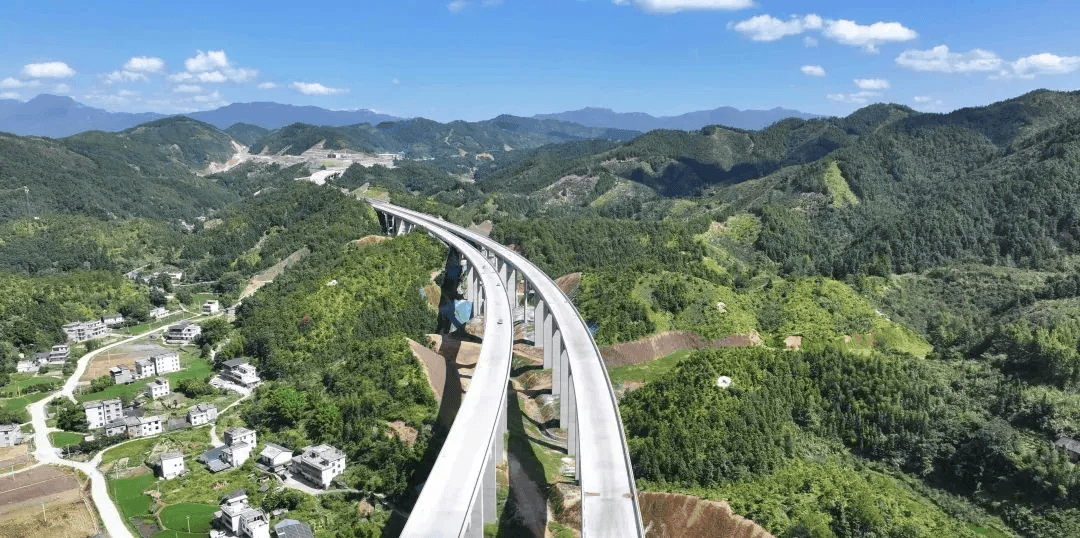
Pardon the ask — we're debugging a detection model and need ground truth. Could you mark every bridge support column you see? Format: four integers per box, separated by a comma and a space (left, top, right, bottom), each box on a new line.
568, 372, 579, 480
533, 297, 545, 346
497, 388, 508, 464
559, 348, 570, 427
542, 311, 554, 369
468, 487, 483, 538
551, 329, 563, 400
505, 268, 517, 319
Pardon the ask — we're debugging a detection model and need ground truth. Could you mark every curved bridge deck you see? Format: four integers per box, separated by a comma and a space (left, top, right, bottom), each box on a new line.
372, 201, 644, 537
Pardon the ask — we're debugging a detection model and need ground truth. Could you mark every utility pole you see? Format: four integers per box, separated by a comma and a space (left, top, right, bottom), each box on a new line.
41, 500, 46, 523
187, 514, 191, 533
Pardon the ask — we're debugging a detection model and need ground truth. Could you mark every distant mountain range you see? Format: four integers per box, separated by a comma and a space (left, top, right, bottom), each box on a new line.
534, 106, 820, 132
0, 95, 402, 138
0, 94, 819, 139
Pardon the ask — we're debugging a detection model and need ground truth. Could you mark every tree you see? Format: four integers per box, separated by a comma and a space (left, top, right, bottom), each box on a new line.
55, 400, 87, 432
89, 375, 115, 393
149, 287, 167, 307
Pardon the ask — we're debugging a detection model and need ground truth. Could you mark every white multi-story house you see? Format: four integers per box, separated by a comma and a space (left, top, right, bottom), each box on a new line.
0, 424, 23, 447
221, 359, 261, 388
223, 442, 253, 467
149, 306, 169, 319
215, 490, 270, 538
291, 444, 346, 489
135, 351, 181, 379
203, 300, 220, 314
166, 321, 201, 343
223, 427, 256, 448
83, 399, 123, 429
159, 451, 185, 479
188, 403, 219, 426
126, 415, 163, 438
48, 344, 69, 363
152, 351, 181, 374
146, 377, 171, 399
62, 320, 108, 342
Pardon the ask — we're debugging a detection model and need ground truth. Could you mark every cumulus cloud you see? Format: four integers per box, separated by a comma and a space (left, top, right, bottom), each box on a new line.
22, 62, 76, 78
731, 14, 916, 52
826, 91, 882, 104
731, 14, 822, 42
913, 96, 932, 103
822, 19, 917, 52
193, 90, 224, 103
292, 81, 347, 95
895, 45, 1002, 73
170, 50, 257, 84
124, 56, 165, 74
801, 65, 826, 77
0, 77, 39, 89
0, 92, 19, 100
173, 84, 203, 93
854, 78, 889, 90
257, 82, 278, 90
1010, 53, 1080, 78
614, 0, 755, 13
53, 83, 71, 94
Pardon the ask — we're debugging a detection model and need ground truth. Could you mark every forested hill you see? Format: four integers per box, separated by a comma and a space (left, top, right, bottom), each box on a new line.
249, 114, 639, 157
0, 116, 240, 223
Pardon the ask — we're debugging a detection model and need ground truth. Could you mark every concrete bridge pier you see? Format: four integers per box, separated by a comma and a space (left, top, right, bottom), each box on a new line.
533, 298, 546, 348
558, 348, 570, 427
568, 372, 580, 479
550, 328, 562, 400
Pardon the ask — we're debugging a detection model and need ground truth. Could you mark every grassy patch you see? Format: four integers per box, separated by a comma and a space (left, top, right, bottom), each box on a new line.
823, 159, 858, 207
115, 311, 191, 336
100, 427, 210, 467
2, 392, 49, 412
607, 349, 693, 386
50, 431, 85, 448
0, 374, 62, 395
159, 503, 217, 534
110, 473, 156, 521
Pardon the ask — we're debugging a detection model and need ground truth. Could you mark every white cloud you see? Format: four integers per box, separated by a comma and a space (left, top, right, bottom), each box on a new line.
173, 84, 203, 93
292, 81, 347, 95
258, 82, 278, 90
614, 0, 755, 13
117, 89, 138, 98
731, 14, 822, 42
822, 19, 917, 52
731, 14, 916, 52
106, 71, 147, 83
1010, 53, 1080, 78
826, 90, 882, 104
854, 78, 889, 90
0, 77, 39, 89
392, 78, 400, 85
193, 90, 224, 103
22, 61, 76, 78
913, 96, 932, 103
0, 92, 20, 100
173, 50, 258, 84
53, 83, 71, 94
801, 65, 826, 77
895, 45, 1002, 73
123, 56, 165, 74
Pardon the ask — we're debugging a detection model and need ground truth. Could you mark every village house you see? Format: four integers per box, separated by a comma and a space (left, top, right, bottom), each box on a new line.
62, 320, 108, 342
146, 377, 171, 399
224, 427, 256, 448
101, 313, 125, 327
258, 443, 293, 474
158, 451, 185, 479
149, 306, 169, 319
188, 403, 219, 426
125, 415, 163, 438
223, 442, 254, 467
109, 366, 134, 385
291, 444, 346, 489
220, 359, 261, 388
49, 344, 69, 363
0, 424, 23, 447
16, 359, 39, 373
166, 320, 201, 343
214, 489, 270, 538
135, 351, 181, 379
104, 419, 128, 437
203, 300, 221, 314
83, 398, 124, 429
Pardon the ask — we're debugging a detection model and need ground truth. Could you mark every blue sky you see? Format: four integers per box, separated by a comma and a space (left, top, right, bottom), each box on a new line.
2, 0, 1078, 121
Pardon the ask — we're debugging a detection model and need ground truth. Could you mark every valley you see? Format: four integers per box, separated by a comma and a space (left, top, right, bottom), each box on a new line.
2, 88, 1080, 537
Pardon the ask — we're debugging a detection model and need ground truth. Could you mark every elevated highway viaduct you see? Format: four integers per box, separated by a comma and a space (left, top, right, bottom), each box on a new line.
373, 201, 645, 538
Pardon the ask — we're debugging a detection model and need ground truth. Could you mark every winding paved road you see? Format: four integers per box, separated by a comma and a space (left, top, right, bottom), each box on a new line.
25, 319, 195, 538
